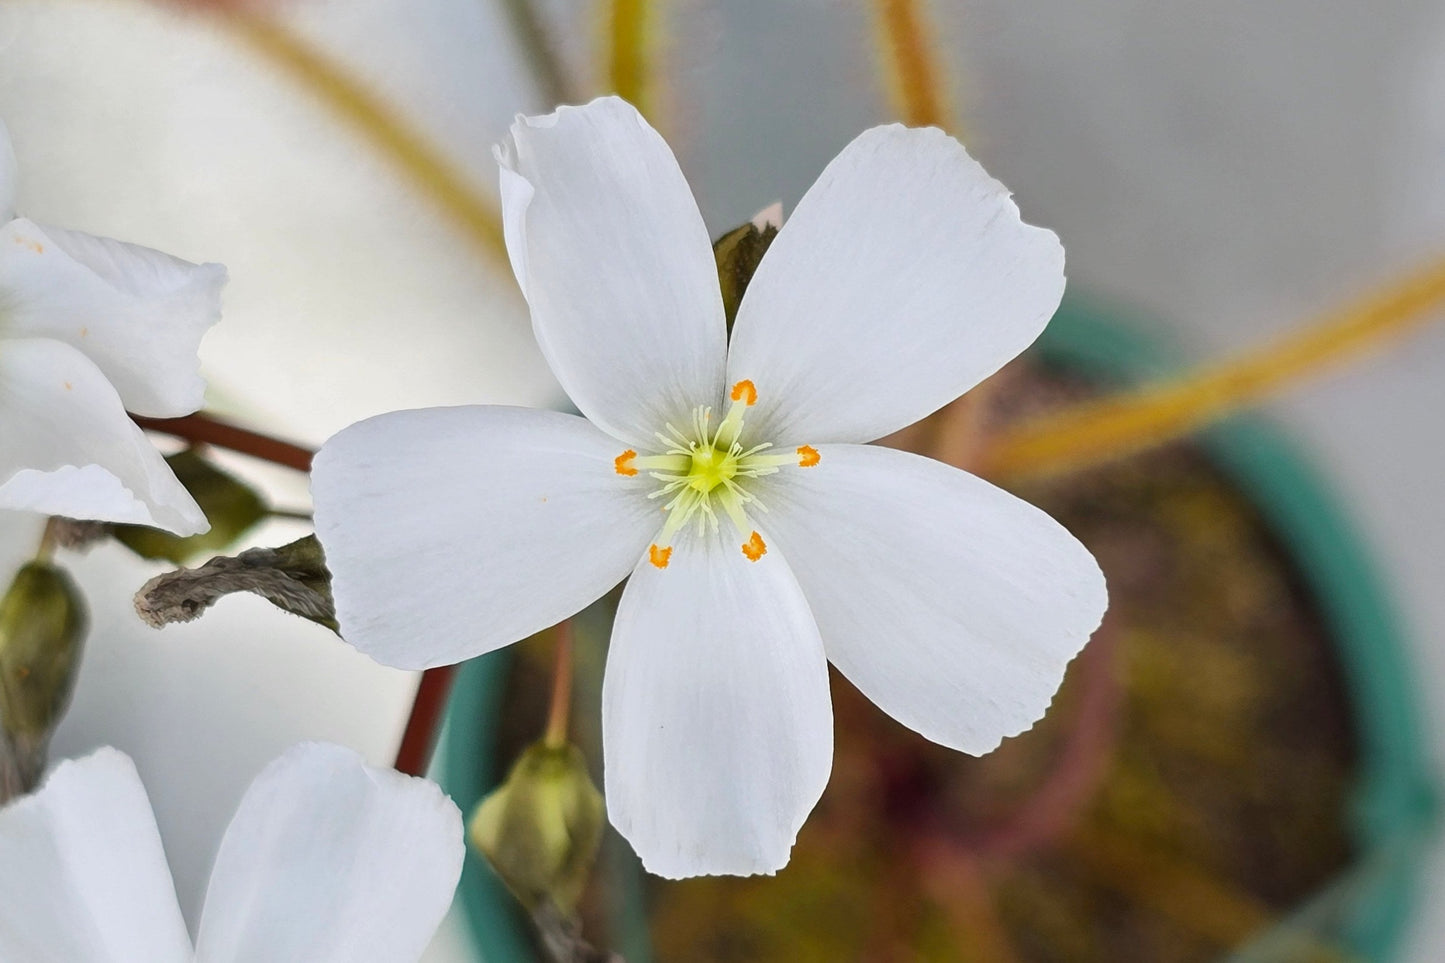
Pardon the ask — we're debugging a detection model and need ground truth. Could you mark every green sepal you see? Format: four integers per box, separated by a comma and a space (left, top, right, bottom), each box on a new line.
0, 562, 86, 742
468, 739, 606, 916
713, 219, 779, 333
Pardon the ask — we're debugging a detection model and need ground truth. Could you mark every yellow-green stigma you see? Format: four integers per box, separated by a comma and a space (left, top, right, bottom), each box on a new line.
685, 444, 739, 494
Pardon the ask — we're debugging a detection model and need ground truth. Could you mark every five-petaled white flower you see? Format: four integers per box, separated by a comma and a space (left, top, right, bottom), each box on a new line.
312, 97, 1108, 878
0, 742, 462, 962
0, 117, 223, 535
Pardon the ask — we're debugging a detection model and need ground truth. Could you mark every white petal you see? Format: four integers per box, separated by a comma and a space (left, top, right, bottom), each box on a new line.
496, 97, 727, 446
603, 528, 833, 878
0, 748, 193, 963
313, 405, 657, 669
762, 444, 1107, 754
0, 118, 15, 222
0, 218, 224, 418
0, 337, 208, 535
195, 743, 462, 963
726, 125, 1066, 445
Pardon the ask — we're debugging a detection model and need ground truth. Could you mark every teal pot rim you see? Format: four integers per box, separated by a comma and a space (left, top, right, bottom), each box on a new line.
437, 292, 1439, 961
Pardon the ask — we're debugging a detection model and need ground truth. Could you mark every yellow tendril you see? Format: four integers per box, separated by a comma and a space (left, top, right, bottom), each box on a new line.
606, 0, 655, 119
215, 8, 510, 270
870, 0, 951, 130
980, 258, 1445, 481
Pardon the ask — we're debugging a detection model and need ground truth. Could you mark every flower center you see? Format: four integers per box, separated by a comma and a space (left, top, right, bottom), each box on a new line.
614, 380, 821, 568
685, 444, 739, 495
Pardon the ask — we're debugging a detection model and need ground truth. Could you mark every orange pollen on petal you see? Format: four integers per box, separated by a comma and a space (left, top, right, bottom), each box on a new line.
730, 379, 758, 406
648, 544, 672, 569
614, 449, 638, 476
797, 445, 821, 468
741, 531, 767, 562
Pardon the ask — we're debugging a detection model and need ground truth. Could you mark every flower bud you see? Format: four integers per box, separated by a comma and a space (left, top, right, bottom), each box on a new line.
713, 214, 779, 331
0, 562, 87, 742
468, 740, 605, 916
0, 562, 87, 798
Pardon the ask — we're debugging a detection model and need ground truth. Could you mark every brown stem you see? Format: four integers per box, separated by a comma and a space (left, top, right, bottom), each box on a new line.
394, 666, 457, 776
543, 620, 575, 748
133, 412, 314, 472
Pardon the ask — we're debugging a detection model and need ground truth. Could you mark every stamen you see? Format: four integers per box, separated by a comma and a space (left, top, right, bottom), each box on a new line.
797, 445, 821, 468
614, 450, 638, 476
741, 531, 767, 562
730, 380, 758, 406
648, 544, 672, 569
715, 486, 752, 535
634, 453, 689, 472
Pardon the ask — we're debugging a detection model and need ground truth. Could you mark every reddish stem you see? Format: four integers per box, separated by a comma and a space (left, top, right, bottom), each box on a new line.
394, 666, 458, 776
971, 614, 1123, 860
132, 412, 314, 471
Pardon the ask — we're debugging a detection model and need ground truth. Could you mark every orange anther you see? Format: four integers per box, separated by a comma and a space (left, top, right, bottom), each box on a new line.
614, 449, 638, 476
730, 379, 758, 406
797, 445, 821, 468
741, 531, 767, 562
649, 544, 672, 569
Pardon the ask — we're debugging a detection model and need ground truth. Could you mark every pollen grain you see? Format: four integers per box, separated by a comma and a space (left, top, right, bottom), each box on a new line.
741, 531, 767, 562
730, 379, 758, 406
614, 449, 639, 476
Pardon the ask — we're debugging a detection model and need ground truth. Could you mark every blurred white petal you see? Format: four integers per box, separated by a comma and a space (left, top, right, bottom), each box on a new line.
0, 748, 193, 963
195, 743, 463, 963
0, 219, 223, 418
0, 338, 207, 535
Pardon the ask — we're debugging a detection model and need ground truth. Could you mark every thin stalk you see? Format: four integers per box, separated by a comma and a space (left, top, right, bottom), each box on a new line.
543, 620, 574, 748
499, 0, 580, 107
980, 256, 1445, 481
871, 0, 950, 129
34, 518, 59, 564
394, 666, 457, 776
133, 412, 314, 472
607, 0, 654, 117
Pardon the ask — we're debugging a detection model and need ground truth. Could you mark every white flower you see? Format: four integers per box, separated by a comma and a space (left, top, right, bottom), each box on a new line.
0, 118, 224, 535
0, 742, 463, 962
312, 96, 1108, 878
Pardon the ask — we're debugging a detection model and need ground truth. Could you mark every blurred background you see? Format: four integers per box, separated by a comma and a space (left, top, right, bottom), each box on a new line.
1, 0, 1443, 959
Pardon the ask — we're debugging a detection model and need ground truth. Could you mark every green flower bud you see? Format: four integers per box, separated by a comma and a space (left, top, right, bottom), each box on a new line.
0, 562, 87, 798
114, 449, 268, 564
468, 740, 605, 916
713, 215, 779, 332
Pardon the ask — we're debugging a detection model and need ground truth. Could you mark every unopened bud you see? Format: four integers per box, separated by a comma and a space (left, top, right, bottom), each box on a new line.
468, 740, 605, 916
713, 212, 779, 331
0, 563, 87, 798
